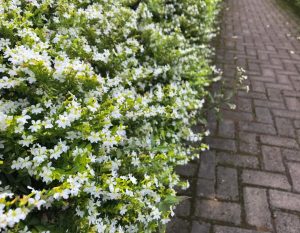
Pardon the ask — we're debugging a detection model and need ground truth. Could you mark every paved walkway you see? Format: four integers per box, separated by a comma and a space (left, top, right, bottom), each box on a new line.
167, 0, 300, 232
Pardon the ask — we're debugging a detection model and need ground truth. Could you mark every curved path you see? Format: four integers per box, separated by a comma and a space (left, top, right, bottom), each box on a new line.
168, 0, 300, 232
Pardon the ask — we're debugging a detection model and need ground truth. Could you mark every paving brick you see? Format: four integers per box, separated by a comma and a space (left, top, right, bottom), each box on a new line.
253, 99, 286, 109
195, 199, 241, 224
275, 117, 295, 137
242, 170, 291, 190
272, 109, 300, 120
287, 162, 300, 192
283, 90, 300, 97
251, 81, 266, 93
207, 137, 237, 152
262, 146, 285, 172
269, 190, 300, 212
266, 83, 294, 90
244, 187, 272, 229
295, 120, 300, 128
217, 167, 239, 200
285, 97, 300, 111
191, 221, 210, 233
239, 121, 276, 135
199, 151, 216, 180
196, 179, 215, 198
276, 74, 290, 84
214, 225, 271, 233
262, 68, 275, 77
222, 110, 254, 121
208, 110, 218, 134
174, 199, 191, 217
238, 98, 253, 112
238, 132, 260, 155
282, 148, 300, 161
167, 217, 190, 233
218, 119, 235, 138
260, 135, 299, 149
175, 163, 198, 177
267, 88, 283, 102
255, 107, 273, 123
251, 75, 276, 83
274, 211, 300, 233
238, 91, 268, 100
216, 152, 259, 168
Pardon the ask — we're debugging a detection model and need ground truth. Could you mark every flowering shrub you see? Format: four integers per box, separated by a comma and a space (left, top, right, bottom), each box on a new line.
0, 0, 219, 232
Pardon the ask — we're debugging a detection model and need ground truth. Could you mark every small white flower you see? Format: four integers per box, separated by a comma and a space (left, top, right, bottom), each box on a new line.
88, 132, 101, 143
119, 205, 127, 215
31, 104, 43, 114
17, 114, 31, 125
29, 120, 42, 132
56, 114, 71, 128
128, 174, 137, 184
131, 157, 140, 167
18, 135, 35, 147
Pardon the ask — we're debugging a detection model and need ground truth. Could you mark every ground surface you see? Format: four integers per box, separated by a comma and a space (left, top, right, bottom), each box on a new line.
167, 0, 300, 232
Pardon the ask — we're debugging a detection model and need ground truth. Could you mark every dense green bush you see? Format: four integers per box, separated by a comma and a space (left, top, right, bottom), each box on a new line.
0, 0, 219, 232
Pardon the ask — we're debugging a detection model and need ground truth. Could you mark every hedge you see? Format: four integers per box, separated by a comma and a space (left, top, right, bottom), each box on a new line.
0, 0, 219, 232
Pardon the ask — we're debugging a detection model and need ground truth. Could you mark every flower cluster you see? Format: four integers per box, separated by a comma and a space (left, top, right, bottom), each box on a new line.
0, 0, 219, 232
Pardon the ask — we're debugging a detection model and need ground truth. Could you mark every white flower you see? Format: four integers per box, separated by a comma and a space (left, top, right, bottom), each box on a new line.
128, 174, 137, 184
0, 38, 11, 51
120, 205, 127, 215
131, 157, 140, 167
0, 112, 11, 131
28, 195, 46, 210
18, 135, 35, 147
29, 120, 42, 132
31, 104, 43, 114
88, 132, 101, 143
150, 207, 161, 220
5, 208, 28, 228
17, 114, 31, 125
43, 119, 53, 129
93, 49, 110, 63
56, 114, 71, 128
40, 165, 53, 183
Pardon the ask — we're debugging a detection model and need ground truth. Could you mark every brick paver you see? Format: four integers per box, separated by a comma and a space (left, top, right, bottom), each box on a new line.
167, 0, 300, 232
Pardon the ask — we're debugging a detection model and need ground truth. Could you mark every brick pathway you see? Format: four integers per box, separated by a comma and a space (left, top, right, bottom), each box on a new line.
167, 0, 300, 232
